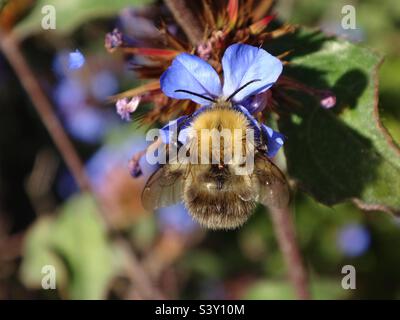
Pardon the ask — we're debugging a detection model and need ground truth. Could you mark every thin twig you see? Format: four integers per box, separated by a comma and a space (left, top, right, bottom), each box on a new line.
164, 0, 203, 45
0, 30, 90, 192
116, 239, 165, 300
269, 205, 310, 299
0, 29, 164, 300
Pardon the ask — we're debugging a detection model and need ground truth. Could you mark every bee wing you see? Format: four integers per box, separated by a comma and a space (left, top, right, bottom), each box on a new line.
254, 154, 290, 208
141, 165, 186, 211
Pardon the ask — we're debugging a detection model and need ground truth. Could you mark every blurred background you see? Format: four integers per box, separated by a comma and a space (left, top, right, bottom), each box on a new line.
0, 0, 399, 299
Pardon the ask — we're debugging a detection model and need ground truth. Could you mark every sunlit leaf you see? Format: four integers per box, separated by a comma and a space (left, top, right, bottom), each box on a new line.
20, 194, 116, 299
19, 216, 67, 291
278, 32, 400, 215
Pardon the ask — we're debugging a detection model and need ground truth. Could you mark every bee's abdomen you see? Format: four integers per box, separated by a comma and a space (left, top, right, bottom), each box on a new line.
183, 189, 256, 230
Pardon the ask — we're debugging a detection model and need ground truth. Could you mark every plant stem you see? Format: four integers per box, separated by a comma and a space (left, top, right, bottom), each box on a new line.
0, 29, 164, 300
0, 30, 90, 192
116, 239, 165, 300
164, 0, 203, 45
269, 205, 310, 299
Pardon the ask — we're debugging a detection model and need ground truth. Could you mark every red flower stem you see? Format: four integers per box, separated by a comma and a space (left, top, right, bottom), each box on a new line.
278, 76, 324, 96
0, 30, 164, 300
269, 205, 310, 299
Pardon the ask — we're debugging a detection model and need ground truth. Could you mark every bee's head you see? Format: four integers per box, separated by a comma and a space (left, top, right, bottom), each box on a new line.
212, 98, 231, 109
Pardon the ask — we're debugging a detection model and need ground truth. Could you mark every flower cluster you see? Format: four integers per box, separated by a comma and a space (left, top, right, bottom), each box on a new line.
53, 50, 120, 143
159, 43, 285, 157
105, 0, 336, 167
106, 0, 297, 123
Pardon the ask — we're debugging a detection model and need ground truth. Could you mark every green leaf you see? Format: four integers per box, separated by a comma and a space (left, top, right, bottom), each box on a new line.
20, 194, 116, 299
279, 31, 400, 215
14, 0, 151, 39
19, 216, 68, 291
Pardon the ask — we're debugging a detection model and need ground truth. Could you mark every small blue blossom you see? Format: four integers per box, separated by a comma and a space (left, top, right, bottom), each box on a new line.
53, 50, 121, 144
64, 107, 108, 143
86, 138, 154, 187
159, 43, 285, 157
337, 223, 371, 257
52, 50, 71, 78
54, 78, 86, 111
56, 137, 155, 198
68, 50, 85, 70
53, 71, 116, 144
157, 203, 199, 235
90, 71, 119, 101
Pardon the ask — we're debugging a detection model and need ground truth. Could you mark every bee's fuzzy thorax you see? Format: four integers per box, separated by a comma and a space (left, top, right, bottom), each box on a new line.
188, 106, 251, 162
191, 107, 249, 132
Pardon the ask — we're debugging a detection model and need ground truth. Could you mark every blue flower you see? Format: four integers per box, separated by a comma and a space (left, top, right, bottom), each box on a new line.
157, 203, 199, 235
64, 107, 109, 143
161, 43, 282, 105
159, 43, 285, 157
68, 50, 85, 70
337, 223, 371, 257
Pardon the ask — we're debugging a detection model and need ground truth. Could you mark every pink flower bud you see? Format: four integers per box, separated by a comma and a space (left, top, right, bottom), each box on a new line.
320, 91, 336, 109
116, 96, 140, 121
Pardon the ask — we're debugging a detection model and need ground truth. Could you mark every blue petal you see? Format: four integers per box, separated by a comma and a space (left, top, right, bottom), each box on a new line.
159, 106, 213, 145
230, 105, 285, 157
160, 53, 221, 105
177, 127, 191, 145
261, 124, 285, 157
241, 92, 269, 114
222, 44, 282, 102
159, 116, 188, 144
191, 105, 212, 118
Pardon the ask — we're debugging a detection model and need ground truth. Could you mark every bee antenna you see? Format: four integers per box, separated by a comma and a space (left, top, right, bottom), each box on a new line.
226, 79, 261, 102
174, 90, 216, 103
